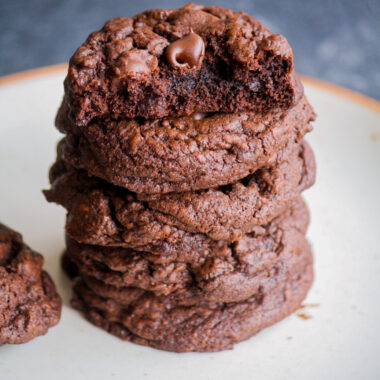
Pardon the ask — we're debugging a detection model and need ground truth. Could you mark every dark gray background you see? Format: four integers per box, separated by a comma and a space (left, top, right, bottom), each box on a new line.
1, 0, 379, 99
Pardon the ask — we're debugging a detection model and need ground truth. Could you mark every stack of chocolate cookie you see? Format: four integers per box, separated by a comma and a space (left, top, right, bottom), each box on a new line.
45, 4, 316, 352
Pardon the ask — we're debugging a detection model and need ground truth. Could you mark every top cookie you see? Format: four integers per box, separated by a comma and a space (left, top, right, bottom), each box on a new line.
63, 3, 302, 126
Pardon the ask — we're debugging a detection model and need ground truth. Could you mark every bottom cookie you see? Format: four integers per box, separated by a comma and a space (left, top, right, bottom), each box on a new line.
62, 197, 311, 306
68, 243, 313, 352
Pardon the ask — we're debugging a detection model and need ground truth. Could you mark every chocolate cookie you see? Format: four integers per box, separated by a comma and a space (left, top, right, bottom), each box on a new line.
138, 141, 315, 240
45, 140, 314, 247
56, 96, 314, 194
62, 197, 310, 305
62, 3, 303, 126
68, 239, 313, 352
0, 224, 61, 345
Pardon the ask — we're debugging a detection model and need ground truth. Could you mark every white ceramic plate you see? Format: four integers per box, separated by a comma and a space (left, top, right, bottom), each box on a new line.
0, 66, 379, 380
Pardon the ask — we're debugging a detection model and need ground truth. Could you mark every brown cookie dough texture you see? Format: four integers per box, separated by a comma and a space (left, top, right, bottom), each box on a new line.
0, 224, 61, 345
56, 96, 314, 194
62, 198, 310, 306
45, 3, 317, 352
71, 266, 312, 352
65, 202, 313, 352
44, 140, 315, 247
63, 3, 302, 126
70, 258, 312, 352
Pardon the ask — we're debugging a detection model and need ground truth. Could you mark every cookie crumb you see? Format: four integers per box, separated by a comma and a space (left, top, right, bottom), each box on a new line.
296, 311, 312, 320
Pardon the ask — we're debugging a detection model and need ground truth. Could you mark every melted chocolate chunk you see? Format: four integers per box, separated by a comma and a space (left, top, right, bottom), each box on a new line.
165, 32, 205, 69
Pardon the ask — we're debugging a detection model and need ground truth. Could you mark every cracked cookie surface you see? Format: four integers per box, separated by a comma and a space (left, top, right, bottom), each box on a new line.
62, 3, 303, 126
62, 197, 310, 306
0, 224, 61, 345
57, 96, 314, 194
45, 140, 314, 246
67, 210, 313, 352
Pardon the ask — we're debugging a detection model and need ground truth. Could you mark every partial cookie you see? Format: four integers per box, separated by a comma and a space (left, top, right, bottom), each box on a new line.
45, 140, 314, 246
69, 239, 313, 352
56, 96, 314, 193
62, 197, 310, 305
61, 3, 303, 126
0, 224, 61, 345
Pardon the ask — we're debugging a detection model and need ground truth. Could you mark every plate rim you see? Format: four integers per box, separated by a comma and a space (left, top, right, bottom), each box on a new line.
0, 63, 379, 114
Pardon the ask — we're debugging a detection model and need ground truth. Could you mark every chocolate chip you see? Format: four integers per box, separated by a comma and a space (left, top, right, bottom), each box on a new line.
165, 32, 205, 69
113, 50, 157, 78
